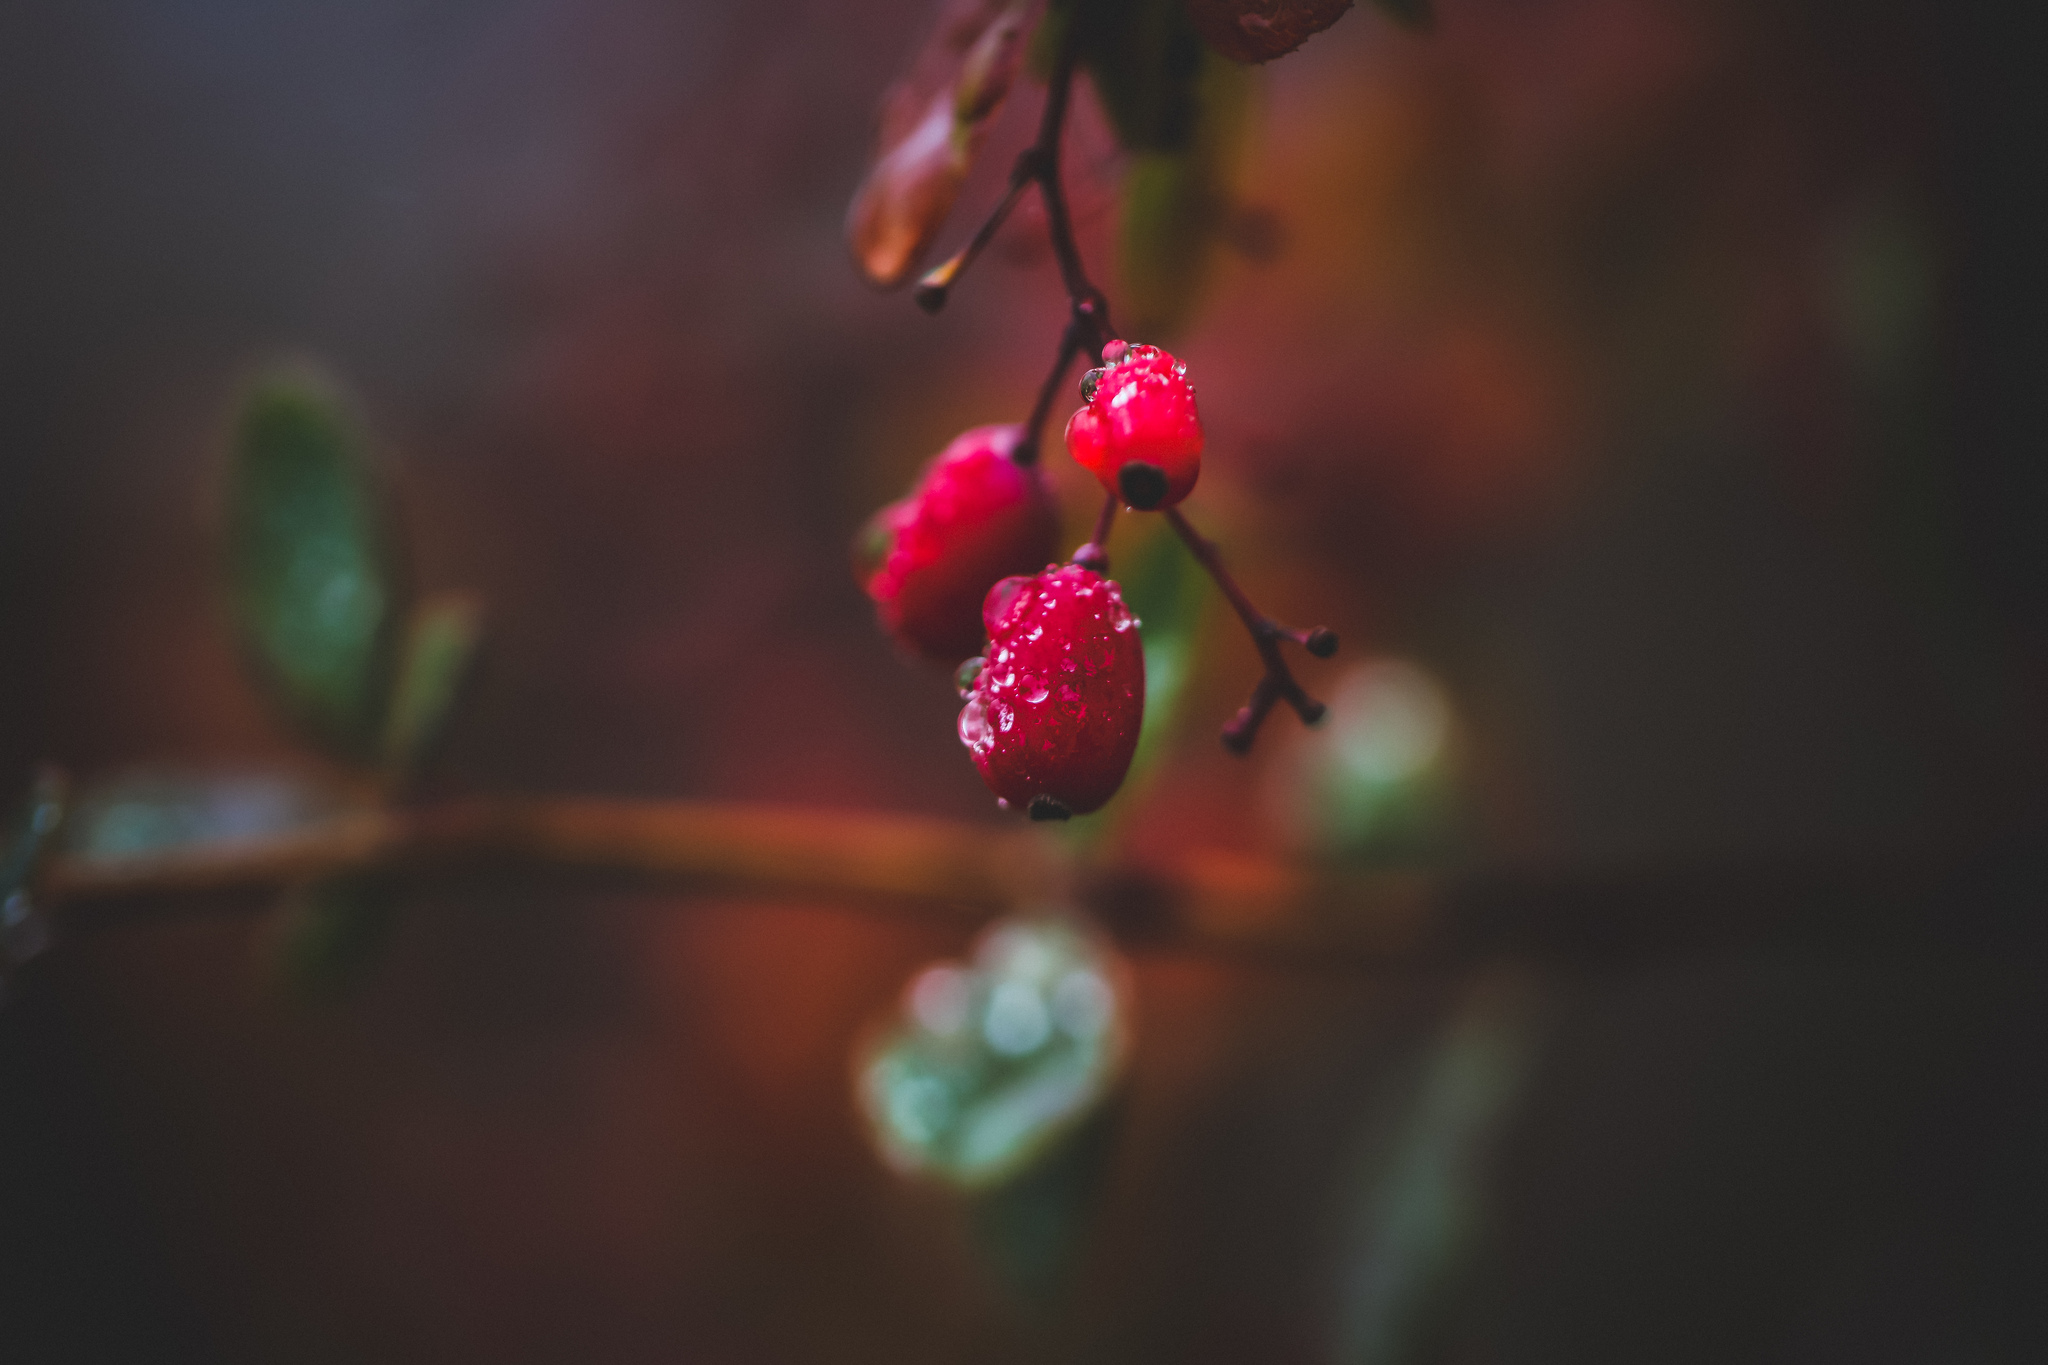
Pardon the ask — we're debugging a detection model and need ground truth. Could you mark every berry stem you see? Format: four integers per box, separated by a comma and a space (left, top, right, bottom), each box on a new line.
913, 166, 1036, 314
908, 3, 1115, 354
1071, 490, 1119, 572
1011, 320, 1085, 466
1162, 506, 1335, 753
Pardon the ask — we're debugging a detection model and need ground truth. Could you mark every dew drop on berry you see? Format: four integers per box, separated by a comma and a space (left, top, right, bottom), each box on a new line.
997, 704, 1015, 733
955, 656, 985, 697
958, 696, 991, 751
1023, 675, 1049, 704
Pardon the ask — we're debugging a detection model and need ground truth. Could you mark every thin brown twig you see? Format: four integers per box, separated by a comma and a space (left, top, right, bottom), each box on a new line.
1163, 506, 1335, 752
910, 6, 1115, 353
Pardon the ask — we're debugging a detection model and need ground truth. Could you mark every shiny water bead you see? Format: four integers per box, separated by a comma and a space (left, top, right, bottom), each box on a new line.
858, 424, 1060, 662
959, 564, 1144, 818
855, 916, 1129, 1187
1063, 342, 1203, 510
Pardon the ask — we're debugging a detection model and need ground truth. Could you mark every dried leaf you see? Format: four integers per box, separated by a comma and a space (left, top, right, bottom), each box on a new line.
1181, 0, 1355, 63
225, 367, 408, 761
848, 0, 1046, 287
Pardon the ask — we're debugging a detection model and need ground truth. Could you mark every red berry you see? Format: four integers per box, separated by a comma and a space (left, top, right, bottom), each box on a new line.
959, 564, 1145, 818
858, 424, 1060, 662
1063, 341, 1203, 510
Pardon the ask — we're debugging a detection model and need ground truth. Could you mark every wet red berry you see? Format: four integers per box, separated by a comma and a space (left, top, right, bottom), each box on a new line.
958, 564, 1145, 818
857, 424, 1061, 662
1063, 341, 1203, 510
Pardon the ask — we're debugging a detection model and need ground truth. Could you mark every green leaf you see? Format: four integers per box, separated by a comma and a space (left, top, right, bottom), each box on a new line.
967, 1093, 1122, 1300
2, 769, 68, 973
1109, 32, 1254, 337
1280, 659, 1459, 863
225, 367, 407, 761
856, 916, 1128, 1190
1336, 973, 1544, 1364
1118, 517, 1207, 783
270, 875, 399, 1001
379, 592, 484, 775
1077, 0, 1210, 155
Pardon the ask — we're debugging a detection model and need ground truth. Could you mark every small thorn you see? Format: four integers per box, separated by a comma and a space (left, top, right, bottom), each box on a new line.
912, 282, 949, 314
1071, 543, 1109, 573
1305, 627, 1339, 658
1298, 698, 1327, 725
1027, 794, 1072, 822
1118, 461, 1168, 510
1221, 717, 1255, 754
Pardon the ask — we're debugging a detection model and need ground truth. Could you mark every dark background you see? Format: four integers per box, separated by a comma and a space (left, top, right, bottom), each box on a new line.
5, 0, 2046, 1360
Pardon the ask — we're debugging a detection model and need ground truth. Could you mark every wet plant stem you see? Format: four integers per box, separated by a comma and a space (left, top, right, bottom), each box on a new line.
1071, 490, 1120, 572
915, 6, 1114, 352
1163, 507, 1331, 751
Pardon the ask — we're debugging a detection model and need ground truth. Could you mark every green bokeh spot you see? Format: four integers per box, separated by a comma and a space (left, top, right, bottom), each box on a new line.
858, 917, 1127, 1189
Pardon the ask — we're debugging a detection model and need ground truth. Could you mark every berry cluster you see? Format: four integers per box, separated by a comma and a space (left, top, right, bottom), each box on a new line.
853, 20, 1335, 821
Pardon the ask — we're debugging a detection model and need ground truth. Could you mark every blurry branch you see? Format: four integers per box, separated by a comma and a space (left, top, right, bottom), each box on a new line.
37, 796, 2041, 966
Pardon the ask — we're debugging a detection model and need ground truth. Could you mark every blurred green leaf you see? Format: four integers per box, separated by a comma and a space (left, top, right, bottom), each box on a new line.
1109, 24, 1254, 337
1119, 517, 1207, 783
857, 916, 1128, 1190
2, 769, 68, 972
1370, 0, 1433, 32
1338, 972, 1544, 1365
379, 592, 484, 775
1077, 0, 1210, 155
226, 367, 407, 762
270, 875, 399, 1000
62, 769, 348, 863
967, 1092, 1122, 1301
1275, 659, 1461, 864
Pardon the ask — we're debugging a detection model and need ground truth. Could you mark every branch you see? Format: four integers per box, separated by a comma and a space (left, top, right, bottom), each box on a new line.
1163, 507, 1335, 752
913, 7, 1115, 352
35, 795, 2038, 971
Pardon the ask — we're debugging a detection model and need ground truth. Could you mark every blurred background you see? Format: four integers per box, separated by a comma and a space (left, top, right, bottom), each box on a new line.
4, 0, 2046, 1360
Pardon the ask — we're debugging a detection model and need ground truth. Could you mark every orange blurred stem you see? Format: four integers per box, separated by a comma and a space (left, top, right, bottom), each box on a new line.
30, 796, 2007, 970
34, 795, 1432, 967
1162, 507, 1335, 752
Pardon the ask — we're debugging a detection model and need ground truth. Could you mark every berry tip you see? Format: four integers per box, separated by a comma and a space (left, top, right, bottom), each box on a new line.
1027, 795, 1073, 822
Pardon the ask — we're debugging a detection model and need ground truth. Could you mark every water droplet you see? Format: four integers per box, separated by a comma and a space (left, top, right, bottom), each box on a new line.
997, 705, 1015, 733
957, 697, 990, 750
1023, 675, 1049, 704
954, 656, 985, 697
